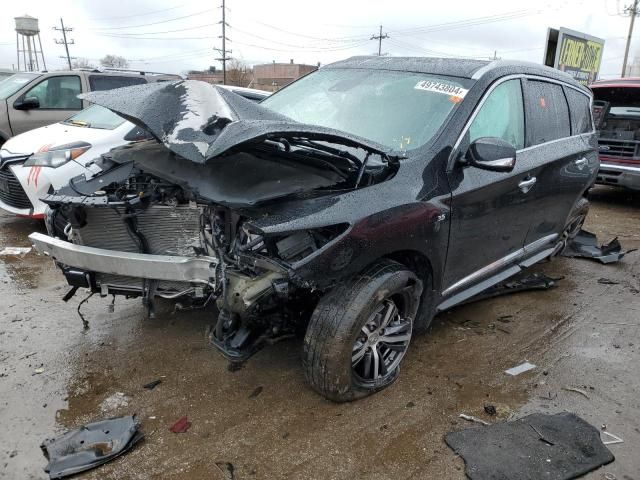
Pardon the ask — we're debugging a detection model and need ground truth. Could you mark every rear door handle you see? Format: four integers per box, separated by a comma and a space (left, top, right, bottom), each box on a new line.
518, 177, 537, 193
574, 157, 588, 169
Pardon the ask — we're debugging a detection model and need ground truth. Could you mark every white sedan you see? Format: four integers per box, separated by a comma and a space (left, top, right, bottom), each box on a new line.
0, 85, 269, 218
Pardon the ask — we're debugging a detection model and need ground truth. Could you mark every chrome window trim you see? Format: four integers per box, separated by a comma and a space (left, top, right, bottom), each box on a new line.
449, 74, 594, 170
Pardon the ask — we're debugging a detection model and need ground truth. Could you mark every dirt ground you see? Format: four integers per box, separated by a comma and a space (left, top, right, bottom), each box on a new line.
1, 185, 639, 480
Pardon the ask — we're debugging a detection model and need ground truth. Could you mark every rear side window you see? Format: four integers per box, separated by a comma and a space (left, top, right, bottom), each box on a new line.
564, 87, 593, 134
524, 80, 570, 146
89, 75, 147, 92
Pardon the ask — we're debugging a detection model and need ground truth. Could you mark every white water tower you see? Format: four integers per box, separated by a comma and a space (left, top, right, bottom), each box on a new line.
15, 15, 46, 71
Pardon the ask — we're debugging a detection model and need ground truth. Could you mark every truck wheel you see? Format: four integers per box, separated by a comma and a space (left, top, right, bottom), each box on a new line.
303, 260, 423, 402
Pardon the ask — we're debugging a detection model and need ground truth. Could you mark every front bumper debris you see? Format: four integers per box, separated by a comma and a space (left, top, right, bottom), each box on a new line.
28, 232, 217, 285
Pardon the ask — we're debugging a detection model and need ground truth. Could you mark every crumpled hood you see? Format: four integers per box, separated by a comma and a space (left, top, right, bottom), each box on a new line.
80, 80, 390, 164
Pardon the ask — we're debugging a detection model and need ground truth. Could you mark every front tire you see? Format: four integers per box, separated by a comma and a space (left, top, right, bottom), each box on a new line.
303, 260, 423, 402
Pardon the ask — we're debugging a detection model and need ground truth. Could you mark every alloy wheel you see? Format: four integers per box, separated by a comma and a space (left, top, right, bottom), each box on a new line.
351, 298, 412, 385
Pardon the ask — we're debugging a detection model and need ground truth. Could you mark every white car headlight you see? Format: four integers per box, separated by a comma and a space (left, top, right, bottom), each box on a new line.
24, 142, 92, 168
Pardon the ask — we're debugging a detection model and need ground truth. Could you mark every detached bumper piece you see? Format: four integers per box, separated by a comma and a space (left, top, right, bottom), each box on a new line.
41, 415, 143, 479
562, 229, 635, 264
28, 232, 217, 285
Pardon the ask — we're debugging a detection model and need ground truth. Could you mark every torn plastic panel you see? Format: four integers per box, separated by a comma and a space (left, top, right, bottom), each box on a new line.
80, 80, 393, 164
562, 229, 635, 264
40, 415, 143, 479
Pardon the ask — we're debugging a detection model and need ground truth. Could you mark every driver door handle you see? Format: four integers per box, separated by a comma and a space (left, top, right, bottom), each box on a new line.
518, 177, 537, 193
574, 157, 588, 169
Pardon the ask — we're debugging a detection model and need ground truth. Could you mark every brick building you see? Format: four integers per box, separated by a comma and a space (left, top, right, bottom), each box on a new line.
251, 60, 318, 92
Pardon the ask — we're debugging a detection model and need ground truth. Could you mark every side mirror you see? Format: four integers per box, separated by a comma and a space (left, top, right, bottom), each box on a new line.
14, 96, 40, 110
465, 137, 516, 172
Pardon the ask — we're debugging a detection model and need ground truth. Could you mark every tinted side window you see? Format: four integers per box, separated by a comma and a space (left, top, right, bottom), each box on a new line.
469, 79, 525, 150
89, 75, 147, 91
525, 80, 570, 146
564, 87, 593, 134
23, 75, 82, 109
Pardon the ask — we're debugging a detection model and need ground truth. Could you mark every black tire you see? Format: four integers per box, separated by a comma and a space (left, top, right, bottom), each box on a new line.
552, 197, 590, 256
303, 260, 423, 402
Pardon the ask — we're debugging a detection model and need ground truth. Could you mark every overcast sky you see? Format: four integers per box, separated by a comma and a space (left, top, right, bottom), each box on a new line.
0, 0, 636, 78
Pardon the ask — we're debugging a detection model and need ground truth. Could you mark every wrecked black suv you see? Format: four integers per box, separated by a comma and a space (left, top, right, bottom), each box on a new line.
29, 57, 598, 402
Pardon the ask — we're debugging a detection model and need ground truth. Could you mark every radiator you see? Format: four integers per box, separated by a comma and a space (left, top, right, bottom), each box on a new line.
73, 204, 202, 293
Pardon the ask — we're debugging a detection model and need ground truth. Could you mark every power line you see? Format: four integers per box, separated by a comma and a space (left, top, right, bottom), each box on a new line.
54, 17, 74, 70
370, 25, 388, 56
88, 4, 187, 22
90, 8, 216, 31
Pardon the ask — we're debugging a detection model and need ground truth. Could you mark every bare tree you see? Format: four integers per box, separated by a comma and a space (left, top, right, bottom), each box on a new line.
100, 54, 129, 69
226, 59, 252, 87
72, 57, 94, 69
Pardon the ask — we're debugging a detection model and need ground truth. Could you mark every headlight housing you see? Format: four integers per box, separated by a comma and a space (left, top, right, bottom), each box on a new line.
24, 142, 91, 168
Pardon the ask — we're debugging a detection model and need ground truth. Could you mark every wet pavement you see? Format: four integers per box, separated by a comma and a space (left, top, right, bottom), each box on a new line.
1, 186, 638, 480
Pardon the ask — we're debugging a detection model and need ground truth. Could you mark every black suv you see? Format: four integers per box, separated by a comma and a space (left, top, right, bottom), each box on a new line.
30, 57, 597, 402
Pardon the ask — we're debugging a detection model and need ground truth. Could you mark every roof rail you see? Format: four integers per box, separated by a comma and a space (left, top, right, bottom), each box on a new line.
71, 66, 181, 77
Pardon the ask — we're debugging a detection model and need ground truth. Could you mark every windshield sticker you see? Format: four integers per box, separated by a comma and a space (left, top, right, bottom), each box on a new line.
414, 80, 468, 99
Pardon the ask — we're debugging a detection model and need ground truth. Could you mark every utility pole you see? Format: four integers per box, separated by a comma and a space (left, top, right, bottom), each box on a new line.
53, 18, 74, 70
371, 25, 388, 56
622, 0, 639, 77
216, 0, 232, 84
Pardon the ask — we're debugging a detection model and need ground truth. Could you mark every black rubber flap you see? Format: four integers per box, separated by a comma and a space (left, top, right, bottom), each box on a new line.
445, 412, 614, 480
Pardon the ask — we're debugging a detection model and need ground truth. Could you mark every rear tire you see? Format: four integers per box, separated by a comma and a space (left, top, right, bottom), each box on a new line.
303, 260, 423, 402
553, 197, 589, 256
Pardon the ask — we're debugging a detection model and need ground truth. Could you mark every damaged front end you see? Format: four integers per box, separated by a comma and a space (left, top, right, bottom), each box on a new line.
30, 80, 398, 361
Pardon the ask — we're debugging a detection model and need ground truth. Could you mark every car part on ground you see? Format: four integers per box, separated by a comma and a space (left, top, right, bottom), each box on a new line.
30, 58, 598, 401
40, 415, 143, 479
445, 412, 614, 480
562, 229, 635, 264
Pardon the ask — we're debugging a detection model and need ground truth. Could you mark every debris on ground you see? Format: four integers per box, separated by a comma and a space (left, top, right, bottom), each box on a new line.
33, 367, 45, 375
464, 273, 562, 304
445, 412, 614, 480
248, 386, 263, 399
169, 416, 191, 433
598, 278, 620, 285
563, 386, 590, 399
0, 247, 32, 255
99, 392, 130, 413
459, 414, 490, 426
142, 379, 162, 390
505, 362, 536, 376
601, 431, 624, 445
563, 229, 635, 264
40, 415, 143, 479
484, 404, 497, 416
215, 461, 235, 480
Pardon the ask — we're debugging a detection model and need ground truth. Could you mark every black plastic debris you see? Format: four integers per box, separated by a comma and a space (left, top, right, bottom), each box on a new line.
464, 272, 561, 305
562, 229, 635, 264
142, 379, 162, 390
41, 415, 143, 479
445, 412, 614, 480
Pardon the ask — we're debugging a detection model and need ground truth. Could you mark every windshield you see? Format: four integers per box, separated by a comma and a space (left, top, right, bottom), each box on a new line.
262, 68, 472, 151
63, 104, 126, 130
0, 73, 39, 100
593, 86, 640, 116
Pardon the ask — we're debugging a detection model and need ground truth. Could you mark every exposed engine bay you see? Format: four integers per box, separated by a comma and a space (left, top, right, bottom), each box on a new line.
39, 126, 395, 360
